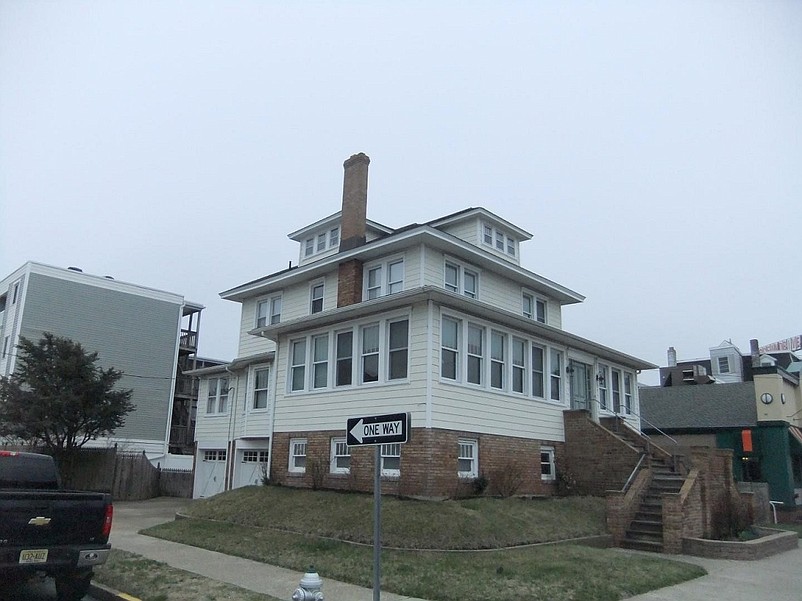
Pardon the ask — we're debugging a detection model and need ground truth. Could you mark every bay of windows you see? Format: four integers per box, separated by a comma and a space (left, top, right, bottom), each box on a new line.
303, 227, 339, 258
482, 223, 517, 257
288, 318, 410, 393
441, 315, 563, 401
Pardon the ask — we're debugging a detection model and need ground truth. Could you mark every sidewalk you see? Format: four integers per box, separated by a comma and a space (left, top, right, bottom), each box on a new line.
108, 497, 426, 601
108, 497, 802, 601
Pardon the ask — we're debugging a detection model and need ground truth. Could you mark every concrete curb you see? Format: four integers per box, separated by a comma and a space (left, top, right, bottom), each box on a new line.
90, 582, 140, 601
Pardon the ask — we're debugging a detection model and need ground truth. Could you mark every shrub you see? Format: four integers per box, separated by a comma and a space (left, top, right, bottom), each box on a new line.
489, 460, 525, 497
711, 493, 753, 540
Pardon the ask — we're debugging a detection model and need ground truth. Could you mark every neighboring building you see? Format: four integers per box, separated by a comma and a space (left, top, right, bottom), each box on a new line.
191, 153, 655, 499
0, 261, 207, 463
641, 341, 802, 505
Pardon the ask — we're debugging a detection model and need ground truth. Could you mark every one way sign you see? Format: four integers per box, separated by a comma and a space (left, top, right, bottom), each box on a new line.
346, 412, 409, 446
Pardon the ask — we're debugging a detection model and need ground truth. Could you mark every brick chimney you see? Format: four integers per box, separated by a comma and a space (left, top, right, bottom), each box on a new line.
750, 339, 760, 368
667, 346, 677, 367
337, 153, 370, 307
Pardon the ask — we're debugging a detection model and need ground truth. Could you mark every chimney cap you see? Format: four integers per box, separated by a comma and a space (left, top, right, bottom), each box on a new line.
344, 153, 370, 168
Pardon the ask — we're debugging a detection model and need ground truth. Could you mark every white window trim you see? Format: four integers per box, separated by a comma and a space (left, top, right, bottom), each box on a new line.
206, 377, 230, 415
250, 365, 270, 411
381, 443, 401, 477
285, 313, 411, 394
439, 310, 566, 405
444, 257, 480, 299
480, 222, 517, 257
597, 364, 609, 412
457, 439, 478, 479
330, 437, 350, 475
310, 280, 325, 314
363, 255, 405, 300
256, 294, 282, 328
289, 438, 307, 474
522, 289, 547, 324
540, 446, 556, 481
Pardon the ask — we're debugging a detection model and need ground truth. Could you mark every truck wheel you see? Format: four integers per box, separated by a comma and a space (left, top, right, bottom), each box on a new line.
55, 571, 92, 601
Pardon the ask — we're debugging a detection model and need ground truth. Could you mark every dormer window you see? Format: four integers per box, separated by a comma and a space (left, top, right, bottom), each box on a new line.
717, 356, 730, 374
303, 228, 340, 260
482, 222, 517, 257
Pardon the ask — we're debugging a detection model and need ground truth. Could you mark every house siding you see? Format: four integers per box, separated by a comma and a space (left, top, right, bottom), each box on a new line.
19, 272, 180, 444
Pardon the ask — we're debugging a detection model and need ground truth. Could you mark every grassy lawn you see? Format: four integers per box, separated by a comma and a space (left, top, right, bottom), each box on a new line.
94, 549, 282, 601
142, 486, 706, 601
771, 522, 802, 537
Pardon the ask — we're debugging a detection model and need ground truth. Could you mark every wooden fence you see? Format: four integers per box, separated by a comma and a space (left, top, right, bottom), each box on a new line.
5, 445, 193, 501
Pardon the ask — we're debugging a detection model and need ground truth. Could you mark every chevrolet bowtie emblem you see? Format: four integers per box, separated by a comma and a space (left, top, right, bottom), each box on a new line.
28, 517, 51, 526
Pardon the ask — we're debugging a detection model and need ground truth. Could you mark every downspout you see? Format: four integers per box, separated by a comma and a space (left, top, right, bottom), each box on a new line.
266, 341, 280, 483
225, 365, 237, 491
425, 300, 433, 429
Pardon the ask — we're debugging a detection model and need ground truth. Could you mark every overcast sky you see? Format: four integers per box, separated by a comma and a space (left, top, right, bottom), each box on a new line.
2, 1, 800, 385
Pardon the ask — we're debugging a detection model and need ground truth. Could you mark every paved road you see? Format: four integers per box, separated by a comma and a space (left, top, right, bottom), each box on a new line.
0, 575, 96, 601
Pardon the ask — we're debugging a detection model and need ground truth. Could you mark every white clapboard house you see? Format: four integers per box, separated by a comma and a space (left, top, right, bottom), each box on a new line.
191, 153, 653, 498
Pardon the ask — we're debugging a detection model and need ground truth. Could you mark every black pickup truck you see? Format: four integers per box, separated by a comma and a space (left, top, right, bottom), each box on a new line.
0, 450, 113, 601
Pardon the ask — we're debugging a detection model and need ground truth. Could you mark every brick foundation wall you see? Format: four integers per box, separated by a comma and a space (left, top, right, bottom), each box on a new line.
270, 428, 562, 498
563, 410, 641, 495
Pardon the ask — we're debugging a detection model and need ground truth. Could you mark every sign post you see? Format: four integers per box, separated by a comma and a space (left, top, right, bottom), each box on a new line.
346, 412, 409, 601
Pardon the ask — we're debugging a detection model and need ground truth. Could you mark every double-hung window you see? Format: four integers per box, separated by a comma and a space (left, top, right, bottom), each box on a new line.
361, 324, 380, 383
312, 335, 329, 389
206, 377, 229, 414
329, 227, 340, 248
483, 225, 493, 245
490, 331, 506, 390
523, 292, 546, 323
330, 437, 350, 474
624, 373, 633, 415
540, 446, 556, 481
365, 258, 405, 299
531, 345, 545, 398
252, 367, 269, 409
290, 340, 307, 392
310, 282, 324, 314
381, 443, 400, 477
336, 331, 353, 386
597, 364, 609, 411
444, 261, 478, 298
441, 317, 460, 380
289, 439, 307, 473
256, 296, 281, 327
388, 320, 409, 380
611, 369, 622, 413
717, 356, 730, 374
467, 324, 484, 385
458, 440, 478, 478
305, 239, 314, 257
512, 338, 526, 394
317, 233, 326, 252
549, 349, 562, 401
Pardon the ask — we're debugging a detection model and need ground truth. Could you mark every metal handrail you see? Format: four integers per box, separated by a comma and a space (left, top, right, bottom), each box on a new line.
621, 452, 647, 493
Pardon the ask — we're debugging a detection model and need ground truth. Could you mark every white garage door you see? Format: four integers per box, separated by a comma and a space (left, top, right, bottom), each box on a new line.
193, 449, 227, 498
234, 449, 269, 489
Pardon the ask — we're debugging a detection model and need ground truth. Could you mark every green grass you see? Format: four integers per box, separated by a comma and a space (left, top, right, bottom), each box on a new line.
94, 549, 281, 601
770, 522, 802, 537
182, 485, 608, 549
142, 486, 707, 601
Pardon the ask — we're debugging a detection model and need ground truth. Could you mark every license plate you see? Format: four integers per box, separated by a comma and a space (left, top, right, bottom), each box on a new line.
19, 549, 48, 564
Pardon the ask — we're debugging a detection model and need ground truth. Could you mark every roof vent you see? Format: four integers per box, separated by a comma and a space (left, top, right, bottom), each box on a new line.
104, 276, 114, 280
67, 266, 83, 272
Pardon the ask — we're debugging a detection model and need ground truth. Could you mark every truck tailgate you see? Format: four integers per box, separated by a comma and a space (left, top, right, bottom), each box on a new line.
0, 491, 111, 547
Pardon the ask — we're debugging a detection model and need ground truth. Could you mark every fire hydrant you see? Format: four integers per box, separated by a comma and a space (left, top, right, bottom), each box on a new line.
291, 567, 324, 601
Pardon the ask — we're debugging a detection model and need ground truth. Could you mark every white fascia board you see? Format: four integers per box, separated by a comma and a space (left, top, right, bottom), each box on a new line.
0, 263, 30, 290
429, 208, 533, 240
222, 226, 584, 304
287, 211, 394, 241
250, 286, 654, 371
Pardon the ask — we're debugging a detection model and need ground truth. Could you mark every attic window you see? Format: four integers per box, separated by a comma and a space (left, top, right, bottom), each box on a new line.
482, 222, 517, 257
717, 356, 730, 374
303, 227, 340, 260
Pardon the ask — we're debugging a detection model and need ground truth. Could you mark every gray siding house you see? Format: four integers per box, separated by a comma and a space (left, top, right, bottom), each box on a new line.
0, 262, 205, 463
